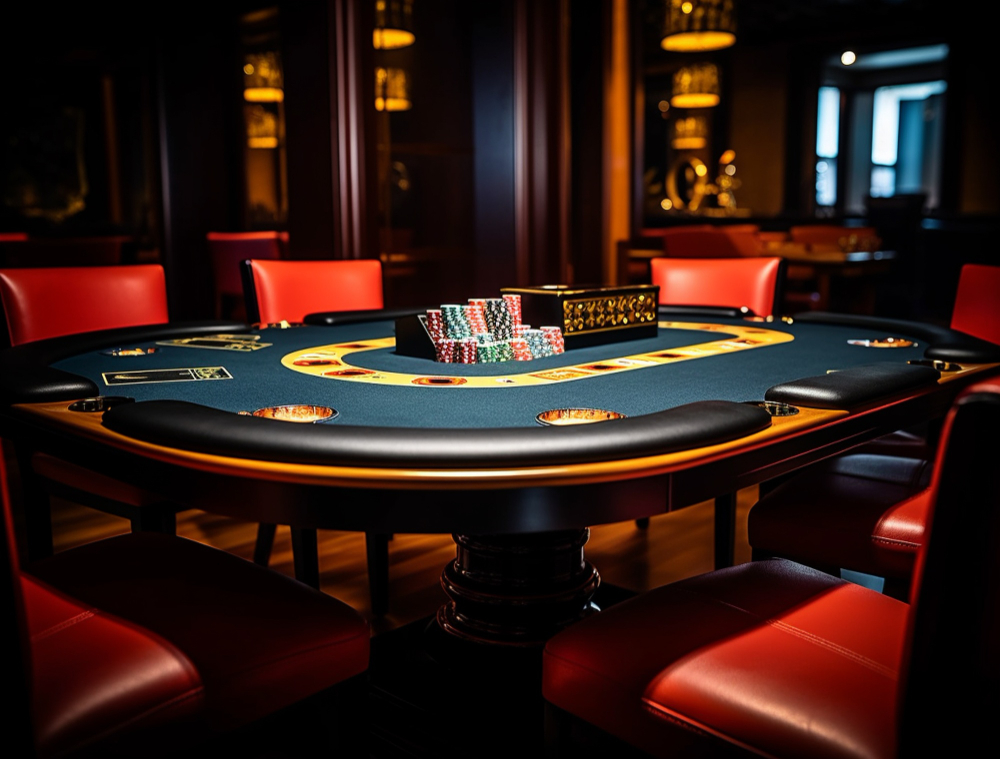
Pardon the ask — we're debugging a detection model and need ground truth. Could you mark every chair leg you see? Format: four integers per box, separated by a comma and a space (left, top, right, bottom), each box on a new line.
365, 532, 390, 616
130, 506, 177, 535
290, 527, 320, 589
714, 492, 737, 569
253, 522, 277, 566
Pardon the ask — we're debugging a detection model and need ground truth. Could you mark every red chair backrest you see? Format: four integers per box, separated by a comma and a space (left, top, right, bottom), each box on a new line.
0, 265, 169, 346
650, 256, 784, 317
949, 264, 1000, 345
243, 259, 384, 324
206, 232, 285, 301
897, 376, 1000, 751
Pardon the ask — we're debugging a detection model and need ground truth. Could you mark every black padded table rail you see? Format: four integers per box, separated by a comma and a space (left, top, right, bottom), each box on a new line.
793, 311, 1000, 363
765, 362, 941, 409
100, 398, 773, 468
303, 307, 427, 326
0, 321, 249, 404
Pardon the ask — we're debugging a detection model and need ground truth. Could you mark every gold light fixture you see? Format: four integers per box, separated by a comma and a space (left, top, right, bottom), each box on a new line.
374, 0, 415, 50
375, 67, 412, 111
245, 105, 279, 149
243, 51, 284, 102
661, 0, 736, 52
671, 116, 708, 149
670, 63, 720, 108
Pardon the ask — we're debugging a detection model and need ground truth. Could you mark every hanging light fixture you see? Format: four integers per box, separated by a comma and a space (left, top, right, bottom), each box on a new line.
243, 51, 284, 102
375, 67, 412, 111
661, 0, 736, 52
374, 0, 415, 50
670, 63, 720, 108
671, 116, 708, 149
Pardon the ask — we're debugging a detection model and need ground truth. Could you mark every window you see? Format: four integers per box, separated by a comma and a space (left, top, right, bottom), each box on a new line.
816, 44, 948, 214
870, 81, 947, 206
815, 86, 840, 208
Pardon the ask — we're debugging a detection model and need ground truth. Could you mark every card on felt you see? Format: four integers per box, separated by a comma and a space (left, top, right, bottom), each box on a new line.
102, 367, 233, 385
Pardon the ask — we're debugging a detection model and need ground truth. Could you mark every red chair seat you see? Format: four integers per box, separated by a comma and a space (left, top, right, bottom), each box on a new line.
28, 532, 371, 731
748, 454, 932, 580
24, 574, 204, 757
543, 558, 907, 759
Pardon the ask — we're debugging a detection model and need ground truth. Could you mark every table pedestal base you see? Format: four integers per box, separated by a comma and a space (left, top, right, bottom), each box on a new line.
437, 529, 601, 646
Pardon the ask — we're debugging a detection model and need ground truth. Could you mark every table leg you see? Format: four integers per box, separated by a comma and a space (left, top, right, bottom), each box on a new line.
714, 492, 736, 569
291, 527, 320, 589
437, 529, 601, 647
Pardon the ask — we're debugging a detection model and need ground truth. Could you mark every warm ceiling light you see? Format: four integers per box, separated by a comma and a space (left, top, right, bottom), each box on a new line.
375, 67, 412, 111
661, 0, 736, 52
841, 50, 857, 65
374, 0, 415, 49
670, 63, 720, 108
671, 116, 708, 149
244, 52, 284, 102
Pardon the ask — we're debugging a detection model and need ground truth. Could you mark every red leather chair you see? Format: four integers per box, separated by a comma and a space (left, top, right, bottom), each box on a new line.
0, 264, 168, 346
206, 231, 287, 320
745, 264, 1000, 599
241, 258, 384, 325
650, 256, 785, 318
3, 441, 370, 758
0, 265, 185, 556
240, 258, 391, 615
643, 256, 785, 569
543, 377, 1000, 758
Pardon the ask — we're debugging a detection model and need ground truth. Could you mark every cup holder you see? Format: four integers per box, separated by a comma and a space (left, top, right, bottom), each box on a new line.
744, 400, 800, 417
68, 396, 136, 413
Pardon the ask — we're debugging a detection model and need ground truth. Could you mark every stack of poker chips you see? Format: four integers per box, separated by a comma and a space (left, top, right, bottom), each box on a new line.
424, 293, 562, 364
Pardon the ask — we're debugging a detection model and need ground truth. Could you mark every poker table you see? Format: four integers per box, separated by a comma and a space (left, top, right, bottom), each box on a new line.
3, 306, 999, 646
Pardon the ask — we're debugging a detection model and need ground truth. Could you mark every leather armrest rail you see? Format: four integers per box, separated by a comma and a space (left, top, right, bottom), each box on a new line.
765, 362, 941, 410
101, 398, 773, 469
0, 321, 249, 405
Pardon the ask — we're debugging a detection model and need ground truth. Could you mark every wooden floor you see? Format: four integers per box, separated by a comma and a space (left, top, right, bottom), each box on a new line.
46, 487, 758, 636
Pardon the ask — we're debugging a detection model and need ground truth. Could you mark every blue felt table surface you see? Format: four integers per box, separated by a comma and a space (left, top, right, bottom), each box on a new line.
52, 317, 928, 428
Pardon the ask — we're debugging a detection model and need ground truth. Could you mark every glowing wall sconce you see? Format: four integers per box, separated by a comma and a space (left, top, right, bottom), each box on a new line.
375, 67, 412, 111
661, 0, 736, 52
670, 63, 720, 108
374, 0, 415, 49
243, 51, 284, 102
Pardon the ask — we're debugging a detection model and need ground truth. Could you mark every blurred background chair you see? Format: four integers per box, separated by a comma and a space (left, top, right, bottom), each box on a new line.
542, 376, 1000, 758
788, 223, 881, 251
745, 263, 1000, 600
206, 231, 288, 321
0, 264, 272, 569
241, 258, 383, 325
240, 258, 391, 615
658, 225, 746, 259
717, 224, 764, 258
644, 256, 786, 570
3, 439, 371, 759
